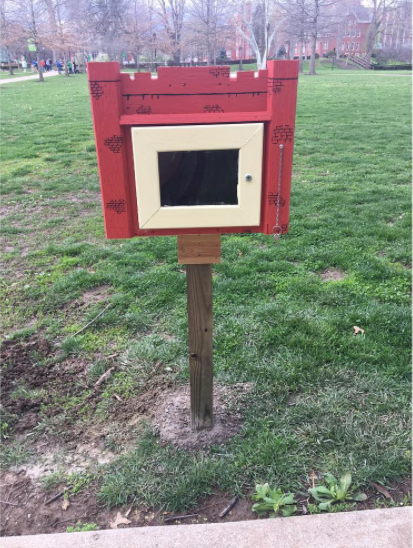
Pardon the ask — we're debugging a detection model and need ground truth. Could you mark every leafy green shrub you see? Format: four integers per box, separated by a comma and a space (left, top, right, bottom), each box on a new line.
309, 473, 367, 511
252, 483, 297, 517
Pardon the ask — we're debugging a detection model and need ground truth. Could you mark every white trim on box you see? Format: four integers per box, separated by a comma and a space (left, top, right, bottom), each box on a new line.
131, 123, 264, 230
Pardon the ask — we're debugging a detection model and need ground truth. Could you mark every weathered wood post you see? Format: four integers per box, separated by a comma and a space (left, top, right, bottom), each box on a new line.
177, 234, 221, 431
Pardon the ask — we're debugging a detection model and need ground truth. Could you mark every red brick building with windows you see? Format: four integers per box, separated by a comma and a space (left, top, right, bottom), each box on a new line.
340, 5, 372, 56
292, 4, 373, 58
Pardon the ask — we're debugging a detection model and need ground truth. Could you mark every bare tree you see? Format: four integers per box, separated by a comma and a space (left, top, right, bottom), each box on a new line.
79, 0, 128, 61
41, 0, 86, 77
187, 0, 233, 65
8, 0, 49, 81
123, 0, 152, 70
236, 0, 285, 69
364, 0, 399, 63
278, 0, 311, 72
153, 0, 186, 64
1, 1, 24, 75
307, 0, 342, 74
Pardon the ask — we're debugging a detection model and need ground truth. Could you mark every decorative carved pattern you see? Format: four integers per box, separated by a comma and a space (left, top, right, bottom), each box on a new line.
267, 78, 284, 94
209, 67, 230, 78
104, 135, 124, 153
272, 125, 294, 145
273, 224, 289, 235
136, 105, 152, 115
89, 81, 104, 100
268, 193, 286, 207
204, 104, 224, 113
106, 199, 126, 214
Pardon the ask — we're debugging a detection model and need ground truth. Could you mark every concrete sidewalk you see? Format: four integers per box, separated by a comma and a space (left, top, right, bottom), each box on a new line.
1, 507, 411, 548
0, 72, 59, 85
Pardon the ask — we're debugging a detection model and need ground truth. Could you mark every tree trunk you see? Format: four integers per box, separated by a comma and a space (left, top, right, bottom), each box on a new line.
63, 52, 69, 77
309, 33, 317, 75
135, 51, 140, 72
365, 20, 379, 65
173, 50, 180, 64
7, 51, 14, 76
298, 41, 303, 72
36, 52, 44, 82
336, 24, 341, 60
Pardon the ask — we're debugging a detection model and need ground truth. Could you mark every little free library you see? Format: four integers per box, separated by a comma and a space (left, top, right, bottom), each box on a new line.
88, 61, 299, 432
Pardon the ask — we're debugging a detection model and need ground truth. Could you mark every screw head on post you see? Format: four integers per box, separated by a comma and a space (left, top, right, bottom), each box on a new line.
245, 174, 252, 182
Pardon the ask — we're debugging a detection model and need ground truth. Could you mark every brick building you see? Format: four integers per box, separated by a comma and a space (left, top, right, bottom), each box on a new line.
292, 4, 373, 58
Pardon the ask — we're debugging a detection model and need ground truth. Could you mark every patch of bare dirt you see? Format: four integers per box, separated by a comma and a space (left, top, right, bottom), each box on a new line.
82, 285, 111, 305
1, 471, 110, 536
319, 268, 346, 282
0, 338, 92, 434
1, 474, 410, 537
1, 336, 177, 477
153, 384, 253, 451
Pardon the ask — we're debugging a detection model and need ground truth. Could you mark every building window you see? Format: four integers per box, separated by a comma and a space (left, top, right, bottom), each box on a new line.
341, 44, 345, 50
347, 29, 350, 36
350, 42, 354, 50
356, 42, 360, 50
357, 29, 361, 37
324, 41, 328, 49
346, 43, 349, 50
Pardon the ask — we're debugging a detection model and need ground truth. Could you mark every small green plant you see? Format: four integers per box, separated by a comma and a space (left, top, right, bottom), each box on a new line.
309, 473, 367, 511
252, 483, 297, 517
1, 422, 9, 439
67, 522, 98, 533
41, 471, 64, 490
0, 443, 32, 468
66, 472, 95, 495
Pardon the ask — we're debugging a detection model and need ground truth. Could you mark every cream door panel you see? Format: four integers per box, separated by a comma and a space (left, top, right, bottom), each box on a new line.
131, 123, 263, 230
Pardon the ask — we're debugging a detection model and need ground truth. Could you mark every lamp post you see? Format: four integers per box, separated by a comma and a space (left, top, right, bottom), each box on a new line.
239, 45, 243, 71
153, 32, 157, 72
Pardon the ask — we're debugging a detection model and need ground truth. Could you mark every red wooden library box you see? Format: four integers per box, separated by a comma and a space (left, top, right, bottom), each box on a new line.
87, 61, 299, 239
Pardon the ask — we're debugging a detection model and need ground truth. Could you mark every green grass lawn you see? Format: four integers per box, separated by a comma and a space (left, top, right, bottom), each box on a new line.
1, 69, 411, 515
0, 69, 34, 79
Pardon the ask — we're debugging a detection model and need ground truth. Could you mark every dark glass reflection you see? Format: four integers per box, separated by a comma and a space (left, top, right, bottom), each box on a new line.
158, 149, 239, 207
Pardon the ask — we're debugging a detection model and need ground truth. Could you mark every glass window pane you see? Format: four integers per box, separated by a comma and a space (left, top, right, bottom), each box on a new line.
158, 149, 239, 207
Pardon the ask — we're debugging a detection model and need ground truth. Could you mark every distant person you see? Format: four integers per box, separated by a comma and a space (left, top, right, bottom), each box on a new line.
22, 58, 27, 72
45, 58, 51, 72
67, 59, 72, 73
73, 59, 77, 73
56, 59, 63, 74
32, 60, 38, 72
40, 59, 45, 72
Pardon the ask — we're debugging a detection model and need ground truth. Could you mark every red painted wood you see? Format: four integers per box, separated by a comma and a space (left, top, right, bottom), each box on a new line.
87, 61, 299, 239
88, 62, 133, 238
120, 112, 272, 126
262, 61, 299, 236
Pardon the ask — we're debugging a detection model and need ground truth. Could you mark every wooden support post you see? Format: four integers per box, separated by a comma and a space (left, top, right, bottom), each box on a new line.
178, 234, 221, 431
186, 263, 214, 431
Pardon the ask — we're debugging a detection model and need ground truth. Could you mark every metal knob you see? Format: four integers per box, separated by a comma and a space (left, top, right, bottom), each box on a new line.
245, 174, 252, 182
